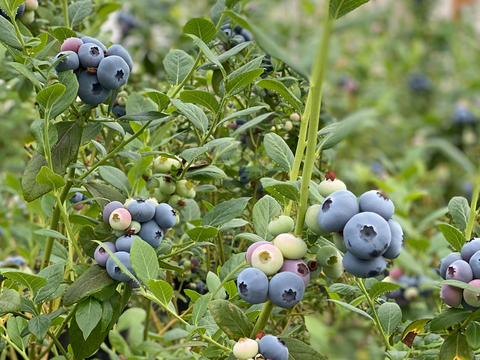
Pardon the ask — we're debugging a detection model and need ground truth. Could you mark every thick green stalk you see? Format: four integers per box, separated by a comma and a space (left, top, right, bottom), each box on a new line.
62, 0, 69, 28
250, 300, 274, 338
143, 299, 152, 356
294, 3, 334, 235
465, 167, 480, 240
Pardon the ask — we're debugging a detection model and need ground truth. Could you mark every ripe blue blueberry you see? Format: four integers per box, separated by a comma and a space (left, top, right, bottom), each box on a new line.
127, 199, 156, 222
80, 36, 107, 52
116, 235, 142, 253
77, 72, 112, 105
54, 51, 80, 72
102, 201, 124, 223
239, 172, 250, 184
461, 238, 480, 262
137, 220, 163, 248
343, 212, 391, 260
78, 43, 105, 68
451, 103, 477, 125
408, 74, 432, 94
317, 190, 359, 232
268, 272, 305, 308
240, 28, 253, 41
237, 268, 269, 304
106, 251, 134, 282
445, 260, 473, 283
236, 118, 247, 127
107, 44, 133, 71
97, 55, 130, 90
258, 335, 289, 360
359, 190, 395, 220
439, 252, 463, 279
469, 250, 480, 279
94, 242, 117, 267
112, 105, 126, 118
154, 203, 177, 229
342, 251, 386, 278
382, 219, 403, 259
221, 23, 232, 38
69, 192, 83, 204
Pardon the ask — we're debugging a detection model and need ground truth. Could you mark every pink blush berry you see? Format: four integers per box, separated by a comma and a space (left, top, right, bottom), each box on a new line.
61, 37, 84, 53
109, 208, 132, 230
246, 241, 271, 266
278, 259, 310, 287
251, 244, 284, 276
73, 203, 85, 210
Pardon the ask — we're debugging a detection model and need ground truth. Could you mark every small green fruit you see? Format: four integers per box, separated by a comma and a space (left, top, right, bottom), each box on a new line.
267, 215, 294, 237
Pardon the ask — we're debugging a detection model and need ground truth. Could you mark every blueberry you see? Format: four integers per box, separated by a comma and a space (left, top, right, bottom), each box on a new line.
16, 3, 25, 17
463, 279, 480, 307
77, 72, 112, 105
343, 212, 391, 260
94, 242, 117, 267
138, 220, 163, 248
251, 243, 284, 275
61, 37, 84, 53
385, 288, 403, 299
246, 241, 271, 266
233, 338, 258, 360
78, 43, 105, 68
342, 251, 386, 278
54, 51, 80, 73
382, 219, 403, 259
112, 105, 126, 118
154, 203, 177, 229
278, 259, 310, 287
461, 238, 480, 262
236, 118, 247, 127
452, 103, 477, 125
116, 235, 141, 253
240, 28, 253, 41
80, 36, 107, 52
237, 268, 269, 304
408, 74, 432, 93
398, 275, 418, 288
445, 260, 473, 283
359, 190, 395, 220
102, 201, 124, 223
106, 251, 134, 282
107, 45, 133, 71
239, 172, 250, 184
127, 199, 156, 222
258, 335, 289, 360
69, 192, 83, 204
469, 251, 480, 278
317, 190, 359, 232
439, 252, 463, 279
268, 272, 305, 308
268, 215, 294, 237
97, 55, 130, 90
221, 23, 232, 38
440, 285, 462, 307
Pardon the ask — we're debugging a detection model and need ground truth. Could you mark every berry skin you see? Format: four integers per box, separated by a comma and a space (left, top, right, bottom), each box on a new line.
290, 113, 300, 122
343, 212, 391, 260
25, 0, 38, 12
147, 197, 159, 207
233, 338, 259, 360
176, 179, 196, 199
323, 261, 344, 280
452, 103, 477, 125
159, 177, 176, 195
61, 37, 83, 53
440, 284, 463, 307
78, 43, 105, 68
153, 156, 181, 173
54, 51, 80, 72
150, 189, 165, 203
404, 286, 419, 301
19, 10, 34, 23
94, 242, 116, 267
462, 299, 479, 311
316, 245, 341, 267
237, 268, 269, 304
469, 251, 480, 279
318, 178, 347, 197
268, 216, 294, 237
112, 105, 126, 118
102, 201, 124, 223
258, 336, 289, 360
445, 260, 473, 283
246, 241, 271, 266
283, 121, 293, 131
317, 190, 359, 232
461, 238, 480, 262
389, 267, 404, 280
80, 36, 107, 51
117, 96, 127, 107
73, 203, 85, 210
342, 251, 386, 278
231, 34, 245, 47
333, 232, 348, 252
69, 192, 83, 204
168, 195, 186, 211
107, 44, 133, 71
109, 208, 132, 231
124, 198, 135, 208
127, 199, 156, 222
239, 28, 253, 41
77, 72, 112, 105
278, 259, 310, 287
268, 272, 305, 309
137, 220, 163, 248
115, 235, 140, 253
127, 279, 140, 289
273, 233, 307, 260
439, 253, 463, 279
382, 219, 403, 259
251, 243, 284, 275
154, 203, 177, 228
145, 178, 160, 191
305, 205, 330, 235
97, 55, 130, 90
106, 251, 134, 282
463, 280, 480, 307
236, 118, 247, 127
359, 190, 395, 220
239, 172, 250, 184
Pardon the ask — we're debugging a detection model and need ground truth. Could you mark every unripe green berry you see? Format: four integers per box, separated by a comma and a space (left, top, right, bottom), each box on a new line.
290, 113, 300, 122
323, 261, 344, 280
145, 177, 160, 190
169, 194, 186, 210
159, 177, 176, 195
333, 232, 348, 253
267, 215, 294, 237
233, 338, 259, 360
316, 245, 341, 267
284, 120, 293, 131
318, 178, 347, 197
176, 179, 196, 198
117, 96, 127, 107
305, 205, 330, 235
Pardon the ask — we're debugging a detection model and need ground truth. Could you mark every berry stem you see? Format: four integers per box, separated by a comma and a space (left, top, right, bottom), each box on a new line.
465, 167, 480, 240
250, 300, 274, 338
62, 0, 69, 28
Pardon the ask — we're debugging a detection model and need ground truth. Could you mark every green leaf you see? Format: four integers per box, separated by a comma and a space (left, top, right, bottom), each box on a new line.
7, 316, 27, 350
225, 69, 264, 96
51, 70, 80, 119
257, 79, 302, 113
401, 318, 431, 348
264, 133, 294, 172
282, 338, 327, 360
438, 223, 465, 253
448, 197, 470, 232
218, 105, 267, 125
37, 84, 66, 112
64, 265, 115, 306
234, 232, 265, 243
253, 195, 281, 240
208, 299, 253, 340
179, 90, 220, 114
119, 111, 168, 124
28, 315, 51, 341
260, 178, 299, 201
186, 165, 226, 181
170, 99, 209, 134
430, 308, 471, 332
84, 182, 127, 209
202, 197, 250, 227
49, 26, 77, 42
98, 166, 132, 194
186, 34, 226, 78
206, 272, 226, 300
327, 299, 374, 321
198, 41, 252, 68
180, 146, 209, 163
227, 57, 263, 83
378, 302, 402, 336
183, 18, 217, 43
0, 289, 21, 315
68, 0, 93, 27
232, 112, 274, 136
30, 119, 58, 157
330, 0, 370, 19
192, 294, 212, 326
0, 15, 22, 50
327, 284, 360, 296
10, 62, 42, 90
34, 263, 64, 304
187, 226, 219, 242
145, 90, 170, 111
219, 253, 247, 281
368, 282, 401, 299
219, 219, 249, 232
0, 270, 47, 292
163, 49, 194, 86
149, 280, 174, 306
76, 297, 102, 339
130, 236, 160, 288
466, 322, 480, 350
35, 166, 65, 190
439, 331, 474, 360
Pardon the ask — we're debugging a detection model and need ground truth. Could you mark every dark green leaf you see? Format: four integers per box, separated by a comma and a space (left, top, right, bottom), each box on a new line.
98, 166, 131, 194
225, 69, 264, 96
0, 289, 21, 315
368, 282, 401, 299
64, 265, 115, 306
149, 279, 174, 306
76, 297, 102, 339
202, 197, 250, 227
232, 112, 274, 136
439, 331, 474, 360
328, 299, 374, 321
378, 302, 402, 336
0, 15, 22, 50
186, 165, 226, 181
179, 90, 220, 114
430, 308, 471, 332
183, 18, 217, 43
208, 300, 253, 340
219, 253, 247, 281
260, 178, 299, 201
34, 263, 64, 304
68, 0, 93, 27
163, 50, 194, 86
145, 91, 170, 111
171, 99, 209, 134
330, 0, 370, 19
0, 270, 47, 292
84, 182, 127, 209
28, 315, 51, 341
438, 223, 466, 253
282, 338, 327, 360
264, 133, 294, 172
192, 294, 212, 326
37, 84, 66, 113
49, 26, 77, 42
187, 226, 219, 242
257, 79, 302, 113
130, 236, 160, 288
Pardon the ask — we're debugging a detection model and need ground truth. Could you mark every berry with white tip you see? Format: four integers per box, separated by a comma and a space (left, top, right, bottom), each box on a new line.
109, 208, 132, 230
273, 233, 307, 260
318, 179, 347, 197
251, 243, 284, 275
233, 338, 259, 360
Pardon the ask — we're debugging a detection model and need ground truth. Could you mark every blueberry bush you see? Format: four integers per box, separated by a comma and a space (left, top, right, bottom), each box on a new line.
1, 0, 480, 359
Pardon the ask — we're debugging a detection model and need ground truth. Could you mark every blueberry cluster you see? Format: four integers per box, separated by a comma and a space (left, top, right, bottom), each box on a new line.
385, 267, 432, 307
0, 0, 37, 23
112, 91, 128, 118
317, 189, 404, 278
53, 37, 133, 105
94, 198, 178, 285
238, 233, 308, 308
148, 155, 196, 210
233, 335, 289, 360
221, 24, 253, 48
439, 238, 480, 310
69, 191, 93, 210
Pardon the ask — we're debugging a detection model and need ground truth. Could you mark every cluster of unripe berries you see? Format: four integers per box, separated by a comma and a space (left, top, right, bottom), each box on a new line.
439, 238, 480, 310
238, 231, 308, 309
69, 191, 93, 210
53, 37, 133, 105
221, 24, 253, 48
0, 0, 37, 24
233, 335, 289, 360
384, 267, 432, 307
147, 155, 196, 210
93, 198, 178, 284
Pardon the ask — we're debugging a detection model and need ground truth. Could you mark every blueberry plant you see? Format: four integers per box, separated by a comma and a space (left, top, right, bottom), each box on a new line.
1, 0, 480, 359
